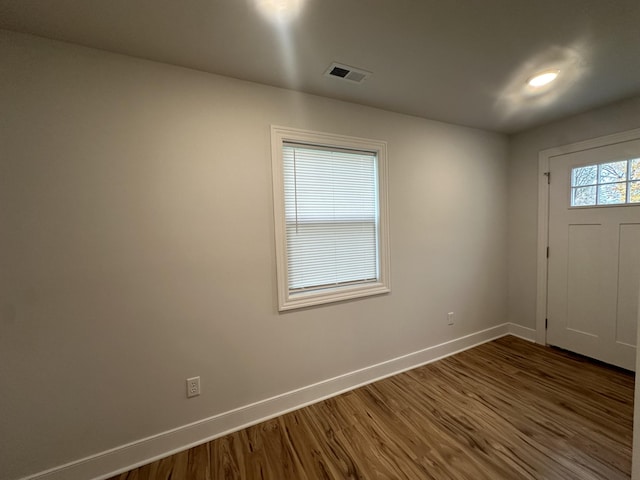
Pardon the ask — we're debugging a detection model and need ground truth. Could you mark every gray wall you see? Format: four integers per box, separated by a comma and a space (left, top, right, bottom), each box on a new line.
0, 30, 508, 480
507, 96, 640, 329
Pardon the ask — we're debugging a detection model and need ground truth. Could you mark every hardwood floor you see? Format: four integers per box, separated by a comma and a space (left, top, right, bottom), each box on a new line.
108, 336, 634, 480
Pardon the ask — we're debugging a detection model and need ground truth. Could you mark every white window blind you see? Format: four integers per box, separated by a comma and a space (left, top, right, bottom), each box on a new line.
282, 142, 379, 293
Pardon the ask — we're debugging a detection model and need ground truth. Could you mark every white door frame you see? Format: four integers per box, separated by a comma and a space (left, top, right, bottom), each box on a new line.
535, 127, 640, 345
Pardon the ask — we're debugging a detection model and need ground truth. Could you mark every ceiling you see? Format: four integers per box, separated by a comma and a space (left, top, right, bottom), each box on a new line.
1, 0, 639, 133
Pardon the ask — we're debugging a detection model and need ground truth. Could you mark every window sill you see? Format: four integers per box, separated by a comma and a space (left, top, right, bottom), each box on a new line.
278, 282, 390, 311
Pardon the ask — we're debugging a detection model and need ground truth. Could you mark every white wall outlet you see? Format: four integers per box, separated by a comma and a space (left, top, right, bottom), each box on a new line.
186, 376, 201, 398
447, 312, 455, 325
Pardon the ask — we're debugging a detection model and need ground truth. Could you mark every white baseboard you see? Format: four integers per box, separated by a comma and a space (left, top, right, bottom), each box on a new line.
508, 322, 537, 342
22, 323, 511, 480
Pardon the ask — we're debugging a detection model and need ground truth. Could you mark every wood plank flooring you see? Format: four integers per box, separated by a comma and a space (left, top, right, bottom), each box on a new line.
108, 336, 634, 480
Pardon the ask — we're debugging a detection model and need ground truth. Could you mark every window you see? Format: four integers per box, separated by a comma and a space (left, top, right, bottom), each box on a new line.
271, 126, 390, 311
571, 158, 640, 207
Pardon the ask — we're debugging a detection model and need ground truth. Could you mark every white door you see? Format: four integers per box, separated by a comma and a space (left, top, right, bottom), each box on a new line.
547, 139, 640, 371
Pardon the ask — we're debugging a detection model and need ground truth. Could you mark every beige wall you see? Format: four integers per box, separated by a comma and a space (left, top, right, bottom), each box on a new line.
507, 96, 640, 329
0, 30, 508, 479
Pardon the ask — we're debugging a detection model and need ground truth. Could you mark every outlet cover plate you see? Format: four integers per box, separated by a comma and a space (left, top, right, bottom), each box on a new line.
186, 376, 201, 398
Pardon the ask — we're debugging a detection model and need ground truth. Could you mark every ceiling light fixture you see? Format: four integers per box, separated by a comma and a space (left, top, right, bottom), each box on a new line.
255, 0, 304, 20
527, 69, 560, 88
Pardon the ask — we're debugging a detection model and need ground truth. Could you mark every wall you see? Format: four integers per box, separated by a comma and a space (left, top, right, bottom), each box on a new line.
0, 30, 508, 480
507, 96, 640, 330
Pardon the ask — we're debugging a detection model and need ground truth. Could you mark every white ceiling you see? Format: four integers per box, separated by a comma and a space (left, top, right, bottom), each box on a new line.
1, 0, 639, 133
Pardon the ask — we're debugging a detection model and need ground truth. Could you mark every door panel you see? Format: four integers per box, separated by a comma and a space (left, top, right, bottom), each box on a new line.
547, 139, 640, 371
616, 224, 640, 346
567, 224, 602, 336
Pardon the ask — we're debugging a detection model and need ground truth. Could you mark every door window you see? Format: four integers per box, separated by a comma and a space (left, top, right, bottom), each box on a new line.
571, 158, 640, 206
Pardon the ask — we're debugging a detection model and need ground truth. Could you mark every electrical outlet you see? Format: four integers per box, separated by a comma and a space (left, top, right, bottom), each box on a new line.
447, 312, 455, 326
186, 376, 201, 398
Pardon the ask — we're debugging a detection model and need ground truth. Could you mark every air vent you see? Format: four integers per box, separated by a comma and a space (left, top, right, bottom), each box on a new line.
324, 62, 371, 84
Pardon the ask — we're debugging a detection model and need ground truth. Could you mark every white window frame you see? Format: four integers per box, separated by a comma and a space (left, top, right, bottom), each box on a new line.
271, 125, 391, 311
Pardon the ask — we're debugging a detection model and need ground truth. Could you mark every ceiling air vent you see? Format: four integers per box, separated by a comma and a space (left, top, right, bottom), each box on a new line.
324, 62, 371, 84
